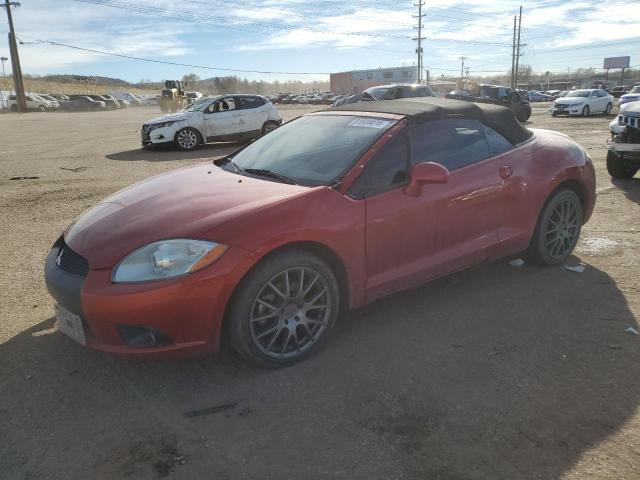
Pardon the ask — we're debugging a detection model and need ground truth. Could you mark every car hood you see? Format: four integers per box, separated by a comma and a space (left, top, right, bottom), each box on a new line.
620, 101, 640, 115
65, 163, 312, 269
145, 112, 192, 124
554, 97, 588, 104
620, 93, 640, 101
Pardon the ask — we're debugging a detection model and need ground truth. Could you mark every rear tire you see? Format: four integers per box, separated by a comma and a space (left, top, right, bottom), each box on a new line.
174, 127, 201, 151
607, 151, 638, 179
605, 102, 612, 115
528, 189, 582, 266
227, 249, 340, 368
261, 120, 280, 135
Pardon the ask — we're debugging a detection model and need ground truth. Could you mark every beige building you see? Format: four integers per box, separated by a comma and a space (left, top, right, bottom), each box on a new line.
330, 66, 418, 94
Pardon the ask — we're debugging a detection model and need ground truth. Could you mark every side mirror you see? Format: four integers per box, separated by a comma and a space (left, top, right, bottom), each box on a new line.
404, 162, 449, 196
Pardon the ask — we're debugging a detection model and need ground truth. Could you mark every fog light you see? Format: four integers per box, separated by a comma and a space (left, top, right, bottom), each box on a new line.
116, 324, 171, 347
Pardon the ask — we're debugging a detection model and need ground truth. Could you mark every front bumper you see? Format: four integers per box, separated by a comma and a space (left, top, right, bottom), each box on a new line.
141, 125, 178, 146
549, 105, 583, 115
45, 240, 257, 359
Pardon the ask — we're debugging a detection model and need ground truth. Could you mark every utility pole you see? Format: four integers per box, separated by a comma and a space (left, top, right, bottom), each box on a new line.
510, 16, 516, 89
0, 55, 6, 108
413, 1, 425, 84
514, 5, 522, 90
2, 0, 26, 112
459, 56, 467, 81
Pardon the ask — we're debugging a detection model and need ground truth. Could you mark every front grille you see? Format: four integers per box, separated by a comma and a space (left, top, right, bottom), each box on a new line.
620, 115, 639, 129
56, 239, 89, 277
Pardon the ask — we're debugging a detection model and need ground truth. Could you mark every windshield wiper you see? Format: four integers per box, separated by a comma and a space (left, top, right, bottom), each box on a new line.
243, 168, 298, 185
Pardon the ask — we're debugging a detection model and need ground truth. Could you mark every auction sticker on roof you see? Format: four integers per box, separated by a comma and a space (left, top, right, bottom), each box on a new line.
348, 118, 391, 129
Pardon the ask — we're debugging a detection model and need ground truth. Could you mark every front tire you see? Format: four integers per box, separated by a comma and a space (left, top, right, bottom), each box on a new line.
607, 151, 638, 179
227, 249, 340, 368
262, 120, 280, 135
582, 105, 590, 116
39, 105, 46, 112
174, 127, 201, 151
528, 189, 582, 266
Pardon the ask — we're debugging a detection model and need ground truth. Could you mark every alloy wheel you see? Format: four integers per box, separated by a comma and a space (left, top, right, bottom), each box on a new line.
249, 267, 332, 359
544, 198, 580, 259
264, 123, 278, 133
177, 129, 198, 149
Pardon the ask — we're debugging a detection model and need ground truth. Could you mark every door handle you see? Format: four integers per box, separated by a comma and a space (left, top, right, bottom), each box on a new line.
499, 165, 513, 179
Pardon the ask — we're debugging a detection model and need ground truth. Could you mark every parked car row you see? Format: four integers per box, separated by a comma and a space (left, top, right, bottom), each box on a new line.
7, 93, 133, 112
272, 93, 347, 105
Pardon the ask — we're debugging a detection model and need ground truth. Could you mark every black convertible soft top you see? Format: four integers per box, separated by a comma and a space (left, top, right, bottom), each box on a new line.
331, 97, 533, 145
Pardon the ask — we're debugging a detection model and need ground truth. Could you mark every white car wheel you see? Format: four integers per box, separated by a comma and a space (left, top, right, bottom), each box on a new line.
605, 103, 612, 115
582, 105, 590, 116
175, 128, 200, 151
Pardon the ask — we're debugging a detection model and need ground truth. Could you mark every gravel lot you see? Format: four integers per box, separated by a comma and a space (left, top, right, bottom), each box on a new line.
1, 103, 639, 479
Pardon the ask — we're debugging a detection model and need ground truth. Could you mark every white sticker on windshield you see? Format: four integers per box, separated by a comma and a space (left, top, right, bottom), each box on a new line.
347, 118, 391, 129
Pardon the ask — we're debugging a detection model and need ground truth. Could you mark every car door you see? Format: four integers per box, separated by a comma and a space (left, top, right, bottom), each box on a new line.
348, 131, 437, 299
234, 96, 266, 134
202, 97, 240, 139
588, 91, 600, 111
358, 119, 509, 299
597, 90, 610, 112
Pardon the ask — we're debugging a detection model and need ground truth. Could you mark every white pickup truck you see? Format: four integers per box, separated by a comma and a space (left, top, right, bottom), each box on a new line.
607, 101, 640, 179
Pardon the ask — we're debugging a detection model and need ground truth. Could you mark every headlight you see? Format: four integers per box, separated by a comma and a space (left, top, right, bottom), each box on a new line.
112, 239, 227, 283
148, 121, 176, 131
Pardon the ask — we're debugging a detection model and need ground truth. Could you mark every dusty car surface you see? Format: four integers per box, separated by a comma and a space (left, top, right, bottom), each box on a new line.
45, 98, 596, 367
141, 94, 282, 151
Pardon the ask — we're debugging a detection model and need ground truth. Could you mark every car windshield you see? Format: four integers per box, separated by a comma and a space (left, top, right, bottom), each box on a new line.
226, 115, 397, 186
181, 97, 216, 112
363, 87, 390, 100
629, 86, 640, 94
566, 91, 591, 98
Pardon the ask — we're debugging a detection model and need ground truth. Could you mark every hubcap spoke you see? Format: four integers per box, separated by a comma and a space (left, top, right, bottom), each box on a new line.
249, 267, 331, 359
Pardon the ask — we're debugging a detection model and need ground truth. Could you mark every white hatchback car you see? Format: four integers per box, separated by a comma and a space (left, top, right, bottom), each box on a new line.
549, 89, 614, 117
141, 94, 283, 151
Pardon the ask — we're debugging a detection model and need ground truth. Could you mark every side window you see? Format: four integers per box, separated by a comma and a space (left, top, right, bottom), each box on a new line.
410, 119, 492, 171
220, 98, 235, 111
401, 87, 417, 98
484, 125, 514, 156
349, 134, 409, 198
235, 96, 262, 110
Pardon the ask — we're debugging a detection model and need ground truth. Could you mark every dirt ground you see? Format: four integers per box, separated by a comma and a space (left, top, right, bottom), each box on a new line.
0, 103, 639, 480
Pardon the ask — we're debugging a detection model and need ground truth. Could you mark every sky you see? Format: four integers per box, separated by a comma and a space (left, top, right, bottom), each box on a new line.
0, 0, 639, 83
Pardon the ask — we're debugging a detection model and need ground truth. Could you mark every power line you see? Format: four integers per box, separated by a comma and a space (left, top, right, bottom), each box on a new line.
28, 39, 332, 75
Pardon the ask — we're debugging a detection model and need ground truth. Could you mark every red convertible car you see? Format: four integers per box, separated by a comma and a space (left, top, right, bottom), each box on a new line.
45, 98, 595, 367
